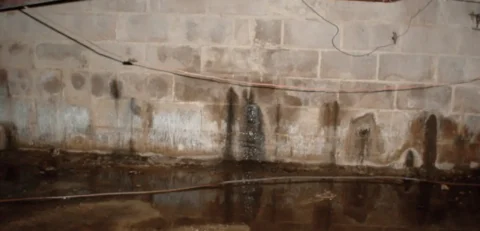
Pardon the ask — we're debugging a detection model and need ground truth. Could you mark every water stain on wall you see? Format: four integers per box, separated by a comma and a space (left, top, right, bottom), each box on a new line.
344, 113, 385, 165
322, 101, 340, 164
437, 116, 480, 168
224, 88, 238, 161
240, 90, 265, 162
424, 114, 437, 177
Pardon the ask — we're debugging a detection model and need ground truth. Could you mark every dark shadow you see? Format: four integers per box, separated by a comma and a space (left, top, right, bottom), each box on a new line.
0, 122, 18, 150
223, 88, 238, 161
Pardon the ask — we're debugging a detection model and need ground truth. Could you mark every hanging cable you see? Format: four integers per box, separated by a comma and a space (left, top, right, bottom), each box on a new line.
301, 0, 435, 57
0, 175, 480, 204
17, 1, 480, 94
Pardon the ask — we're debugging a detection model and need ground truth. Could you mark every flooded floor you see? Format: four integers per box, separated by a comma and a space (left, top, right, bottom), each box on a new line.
1, 151, 480, 231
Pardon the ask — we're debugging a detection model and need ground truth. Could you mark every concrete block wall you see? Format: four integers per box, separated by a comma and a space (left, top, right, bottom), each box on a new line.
1, 0, 480, 169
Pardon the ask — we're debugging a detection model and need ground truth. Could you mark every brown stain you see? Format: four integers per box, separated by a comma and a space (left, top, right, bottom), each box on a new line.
71, 72, 86, 90
91, 74, 105, 97
146, 74, 170, 99
141, 102, 153, 149
0, 69, 10, 97
0, 69, 7, 86
281, 94, 302, 106
344, 113, 385, 164
155, 46, 201, 72
109, 79, 122, 99
423, 115, 437, 176
389, 113, 427, 163
8, 43, 25, 55
224, 88, 238, 161
42, 75, 64, 94
274, 104, 281, 157
437, 116, 480, 168
322, 101, 340, 164
390, 113, 480, 170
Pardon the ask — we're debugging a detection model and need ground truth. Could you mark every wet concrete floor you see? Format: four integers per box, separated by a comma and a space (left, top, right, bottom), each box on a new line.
1, 151, 480, 231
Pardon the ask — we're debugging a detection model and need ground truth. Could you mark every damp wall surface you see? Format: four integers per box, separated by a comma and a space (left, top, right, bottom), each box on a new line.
1, 0, 480, 169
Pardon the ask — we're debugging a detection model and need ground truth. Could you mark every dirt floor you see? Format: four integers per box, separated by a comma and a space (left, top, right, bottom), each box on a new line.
1, 150, 480, 231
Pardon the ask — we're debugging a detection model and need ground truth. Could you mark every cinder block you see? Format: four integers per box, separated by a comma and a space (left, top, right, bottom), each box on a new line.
90, 72, 117, 99
283, 19, 335, 48
88, 42, 145, 71
437, 56, 465, 84
338, 82, 395, 109
174, 77, 229, 103
117, 72, 147, 100
263, 49, 319, 77
10, 98, 34, 146
117, 14, 152, 42
207, 0, 268, 15
150, 0, 206, 13
34, 69, 64, 98
42, 14, 116, 41
6, 69, 34, 97
454, 86, 480, 114
342, 22, 400, 51
441, 0, 480, 26
276, 106, 320, 136
379, 54, 434, 82
320, 51, 376, 80
396, 85, 452, 112
147, 103, 204, 153
464, 58, 480, 87
34, 98, 63, 146
326, 0, 406, 23
458, 29, 480, 56
253, 19, 281, 46
145, 73, 173, 101
91, 0, 146, 12
146, 45, 201, 72
267, 0, 330, 19
62, 104, 91, 134
92, 99, 119, 128
36, 43, 88, 68
64, 70, 91, 107
36, 0, 90, 13
234, 19, 252, 46
404, 0, 441, 25
170, 17, 234, 45
202, 47, 263, 77
400, 26, 461, 54
0, 41, 34, 68
2, 12, 66, 42
277, 78, 338, 106
92, 127, 121, 150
